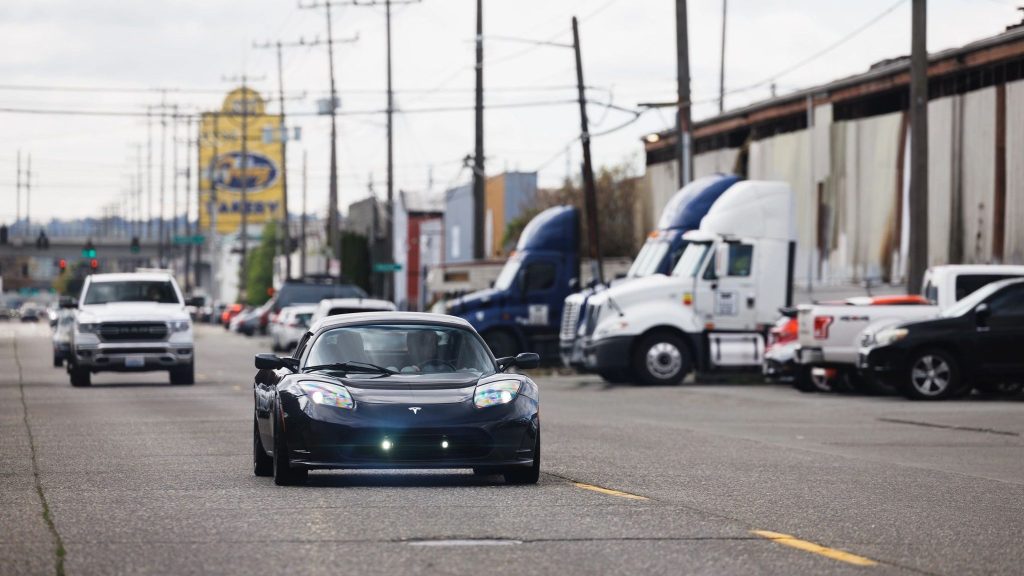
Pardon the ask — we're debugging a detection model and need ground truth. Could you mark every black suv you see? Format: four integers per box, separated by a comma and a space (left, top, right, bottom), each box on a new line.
860, 278, 1024, 400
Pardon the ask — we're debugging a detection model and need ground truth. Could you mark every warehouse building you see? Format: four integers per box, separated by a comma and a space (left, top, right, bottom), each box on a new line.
644, 25, 1024, 287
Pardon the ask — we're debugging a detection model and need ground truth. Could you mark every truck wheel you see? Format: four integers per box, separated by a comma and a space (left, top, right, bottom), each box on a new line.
53, 355, 63, 368
170, 362, 195, 385
69, 366, 91, 387
791, 366, 817, 393
599, 369, 630, 384
484, 331, 518, 359
901, 349, 962, 400
633, 332, 690, 386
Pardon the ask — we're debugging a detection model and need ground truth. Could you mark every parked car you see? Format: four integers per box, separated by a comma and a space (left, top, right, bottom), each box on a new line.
859, 278, 1024, 400
230, 306, 260, 335
763, 308, 801, 385
221, 303, 245, 328
308, 297, 397, 327
270, 305, 317, 352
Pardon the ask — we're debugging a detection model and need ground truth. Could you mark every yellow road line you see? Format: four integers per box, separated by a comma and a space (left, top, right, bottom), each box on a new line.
572, 482, 648, 501
752, 530, 877, 567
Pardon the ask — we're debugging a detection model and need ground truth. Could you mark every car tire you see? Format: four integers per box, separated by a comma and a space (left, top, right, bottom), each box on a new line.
901, 348, 963, 400
484, 330, 518, 360
632, 332, 690, 386
53, 355, 63, 368
170, 362, 195, 385
791, 366, 817, 393
273, 405, 307, 486
254, 418, 273, 477
69, 365, 91, 387
503, 432, 540, 485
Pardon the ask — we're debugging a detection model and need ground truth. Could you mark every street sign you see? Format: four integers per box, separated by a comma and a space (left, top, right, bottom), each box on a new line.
373, 262, 402, 273
173, 235, 206, 246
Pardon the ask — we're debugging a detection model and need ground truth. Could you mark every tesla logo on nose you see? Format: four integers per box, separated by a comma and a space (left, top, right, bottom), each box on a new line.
408, 407, 421, 414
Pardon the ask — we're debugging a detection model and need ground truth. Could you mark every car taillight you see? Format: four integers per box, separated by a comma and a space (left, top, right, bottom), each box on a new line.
813, 316, 834, 340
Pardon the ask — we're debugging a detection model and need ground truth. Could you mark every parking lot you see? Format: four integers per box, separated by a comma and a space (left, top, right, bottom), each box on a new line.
3, 322, 1023, 575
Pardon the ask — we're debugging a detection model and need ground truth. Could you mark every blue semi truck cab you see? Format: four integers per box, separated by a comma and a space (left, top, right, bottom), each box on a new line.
559, 173, 741, 370
448, 205, 579, 360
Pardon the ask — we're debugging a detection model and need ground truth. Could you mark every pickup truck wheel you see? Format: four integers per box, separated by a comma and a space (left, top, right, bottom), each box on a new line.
53, 355, 63, 368
170, 362, 195, 385
69, 365, 91, 387
902, 349, 961, 400
633, 332, 690, 386
484, 331, 518, 360
791, 366, 817, 393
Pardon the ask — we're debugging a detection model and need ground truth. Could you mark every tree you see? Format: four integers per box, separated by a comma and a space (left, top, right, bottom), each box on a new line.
246, 222, 278, 306
504, 161, 642, 258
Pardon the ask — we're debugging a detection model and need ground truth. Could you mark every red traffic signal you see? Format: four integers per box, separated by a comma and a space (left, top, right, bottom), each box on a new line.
58, 259, 67, 271
89, 259, 99, 270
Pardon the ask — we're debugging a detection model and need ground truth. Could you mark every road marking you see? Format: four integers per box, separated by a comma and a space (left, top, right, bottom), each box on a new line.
752, 530, 877, 567
408, 539, 521, 546
573, 482, 648, 501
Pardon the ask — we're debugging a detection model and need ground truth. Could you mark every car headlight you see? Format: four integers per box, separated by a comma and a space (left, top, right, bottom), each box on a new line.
298, 381, 354, 409
875, 328, 908, 346
168, 320, 191, 332
474, 380, 521, 408
76, 322, 99, 334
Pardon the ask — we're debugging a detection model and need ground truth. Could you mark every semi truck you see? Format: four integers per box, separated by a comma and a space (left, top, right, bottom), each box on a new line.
581, 181, 797, 385
559, 174, 741, 371
447, 205, 579, 360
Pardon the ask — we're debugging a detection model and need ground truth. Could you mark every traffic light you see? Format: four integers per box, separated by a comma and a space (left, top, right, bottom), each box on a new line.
89, 259, 99, 270
58, 259, 67, 273
82, 239, 97, 259
130, 236, 141, 254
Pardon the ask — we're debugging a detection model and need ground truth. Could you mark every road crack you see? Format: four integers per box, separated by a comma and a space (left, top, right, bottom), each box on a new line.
878, 417, 1019, 437
13, 335, 66, 576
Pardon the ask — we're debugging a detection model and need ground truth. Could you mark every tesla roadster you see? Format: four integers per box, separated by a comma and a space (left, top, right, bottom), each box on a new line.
252, 312, 541, 486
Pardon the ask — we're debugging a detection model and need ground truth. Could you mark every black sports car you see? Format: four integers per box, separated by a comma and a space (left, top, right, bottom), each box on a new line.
253, 312, 541, 486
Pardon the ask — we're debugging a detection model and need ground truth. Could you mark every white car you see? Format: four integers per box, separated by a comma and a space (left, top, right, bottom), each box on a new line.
309, 298, 397, 327
270, 304, 317, 352
66, 272, 199, 387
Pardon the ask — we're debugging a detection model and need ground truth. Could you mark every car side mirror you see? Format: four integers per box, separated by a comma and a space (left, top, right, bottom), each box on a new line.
59, 297, 77, 309
496, 352, 540, 372
975, 303, 991, 326
254, 353, 298, 372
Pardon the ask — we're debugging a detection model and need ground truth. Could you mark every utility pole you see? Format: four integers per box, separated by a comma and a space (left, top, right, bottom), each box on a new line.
171, 107, 180, 276
718, 0, 727, 114
675, 0, 692, 187
147, 109, 154, 240
572, 16, 603, 286
473, 0, 486, 261
385, 0, 395, 297
254, 40, 294, 280
301, 149, 308, 278
240, 78, 252, 299
209, 112, 222, 307
15, 150, 20, 234
183, 117, 193, 292
25, 154, 31, 234
159, 99, 168, 266
907, 0, 928, 293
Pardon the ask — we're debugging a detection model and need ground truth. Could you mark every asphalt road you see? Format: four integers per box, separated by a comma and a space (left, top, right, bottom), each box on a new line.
2, 322, 1023, 576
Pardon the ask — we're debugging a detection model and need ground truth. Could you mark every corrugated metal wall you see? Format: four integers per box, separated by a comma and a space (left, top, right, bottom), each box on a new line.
927, 96, 955, 267
960, 86, 997, 263
1006, 79, 1024, 262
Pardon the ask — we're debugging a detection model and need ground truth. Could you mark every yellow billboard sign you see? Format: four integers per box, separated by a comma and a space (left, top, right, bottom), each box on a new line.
199, 87, 285, 235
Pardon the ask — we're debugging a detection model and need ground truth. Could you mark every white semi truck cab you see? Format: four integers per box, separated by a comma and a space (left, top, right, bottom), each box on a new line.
581, 181, 796, 385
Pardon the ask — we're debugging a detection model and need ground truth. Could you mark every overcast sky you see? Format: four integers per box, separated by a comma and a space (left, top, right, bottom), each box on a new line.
0, 0, 1018, 224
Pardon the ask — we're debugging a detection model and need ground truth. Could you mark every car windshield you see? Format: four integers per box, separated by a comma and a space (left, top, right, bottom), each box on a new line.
83, 281, 179, 305
941, 280, 1013, 318
306, 324, 495, 377
627, 239, 670, 278
671, 242, 711, 277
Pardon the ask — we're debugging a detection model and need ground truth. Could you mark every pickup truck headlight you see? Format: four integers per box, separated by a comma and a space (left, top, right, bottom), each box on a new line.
168, 320, 191, 333
474, 381, 521, 408
76, 322, 99, 334
298, 381, 354, 409
875, 328, 908, 346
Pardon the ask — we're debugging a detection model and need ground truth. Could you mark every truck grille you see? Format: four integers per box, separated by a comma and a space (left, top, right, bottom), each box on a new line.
97, 322, 168, 342
560, 300, 581, 340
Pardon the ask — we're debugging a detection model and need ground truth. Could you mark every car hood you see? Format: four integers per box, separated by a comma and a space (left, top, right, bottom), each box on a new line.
78, 302, 188, 323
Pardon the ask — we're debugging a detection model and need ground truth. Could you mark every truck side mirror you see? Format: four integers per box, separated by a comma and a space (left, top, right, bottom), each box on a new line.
975, 303, 991, 327
715, 244, 730, 279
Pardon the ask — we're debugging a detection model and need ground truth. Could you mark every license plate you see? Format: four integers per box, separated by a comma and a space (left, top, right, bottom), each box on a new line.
125, 356, 145, 368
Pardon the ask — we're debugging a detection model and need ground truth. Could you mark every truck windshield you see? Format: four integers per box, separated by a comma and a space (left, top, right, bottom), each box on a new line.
84, 281, 180, 305
671, 242, 711, 278
627, 240, 670, 278
493, 257, 522, 291
306, 324, 496, 376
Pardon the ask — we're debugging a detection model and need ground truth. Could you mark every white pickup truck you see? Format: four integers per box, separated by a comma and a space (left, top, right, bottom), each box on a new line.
794, 265, 1024, 392
65, 272, 200, 387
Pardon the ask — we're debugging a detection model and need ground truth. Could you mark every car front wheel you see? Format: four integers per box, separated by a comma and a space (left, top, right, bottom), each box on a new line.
902, 349, 962, 400
503, 431, 540, 485
272, 406, 307, 486
254, 418, 273, 477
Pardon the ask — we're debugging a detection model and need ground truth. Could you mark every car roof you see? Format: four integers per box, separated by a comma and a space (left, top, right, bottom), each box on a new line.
317, 297, 396, 309
310, 311, 473, 333
87, 272, 176, 283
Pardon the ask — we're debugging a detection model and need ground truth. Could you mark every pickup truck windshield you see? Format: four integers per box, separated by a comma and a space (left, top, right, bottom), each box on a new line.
671, 242, 711, 278
84, 281, 180, 305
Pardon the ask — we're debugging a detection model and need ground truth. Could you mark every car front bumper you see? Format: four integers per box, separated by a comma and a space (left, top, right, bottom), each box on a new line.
73, 343, 193, 372
280, 393, 539, 469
